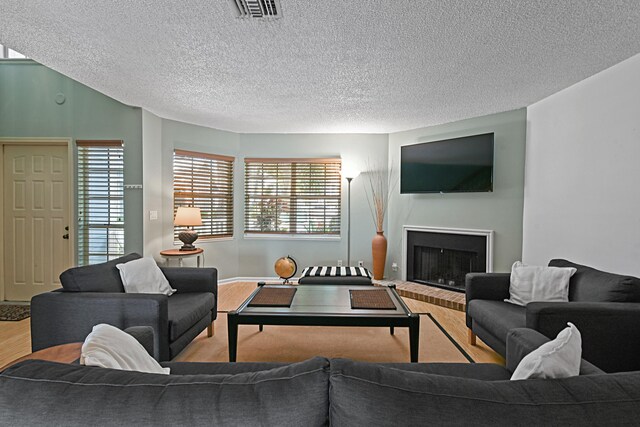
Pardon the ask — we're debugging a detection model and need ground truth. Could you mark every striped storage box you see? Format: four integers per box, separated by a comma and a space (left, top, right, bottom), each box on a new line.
298, 266, 373, 285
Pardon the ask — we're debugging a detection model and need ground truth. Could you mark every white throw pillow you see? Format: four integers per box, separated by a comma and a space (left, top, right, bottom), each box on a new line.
116, 257, 176, 296
80, 324, 169, 375
511, 322, 582, 380
505, 261, 577, 306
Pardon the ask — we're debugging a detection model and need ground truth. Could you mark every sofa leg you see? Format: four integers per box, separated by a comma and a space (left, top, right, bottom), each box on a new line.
468, 329, 476, 346
207, 322, 214, 338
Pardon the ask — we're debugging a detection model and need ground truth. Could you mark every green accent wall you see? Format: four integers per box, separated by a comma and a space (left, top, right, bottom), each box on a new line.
387, 109, 527, 276
1, 61, 527, 278
157, 118, 240, 276
0, 61, 144, 258
155, 119, 388, 280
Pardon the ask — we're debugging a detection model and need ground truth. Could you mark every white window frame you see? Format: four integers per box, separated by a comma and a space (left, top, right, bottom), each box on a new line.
173, 149, 235, 241
76, 140, 125, 265
244, 157, 342, 239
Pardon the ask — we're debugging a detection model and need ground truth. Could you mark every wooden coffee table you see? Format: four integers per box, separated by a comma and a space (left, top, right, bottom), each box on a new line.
227, 284, 420, 362
1, 342, 82, 371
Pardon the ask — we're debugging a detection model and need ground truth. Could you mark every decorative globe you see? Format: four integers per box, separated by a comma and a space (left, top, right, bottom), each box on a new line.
274, 256, 297, 282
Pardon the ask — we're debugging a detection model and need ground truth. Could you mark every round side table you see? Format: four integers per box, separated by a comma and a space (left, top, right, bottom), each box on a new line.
160, 248, 204, 267
1, 342, 82, 371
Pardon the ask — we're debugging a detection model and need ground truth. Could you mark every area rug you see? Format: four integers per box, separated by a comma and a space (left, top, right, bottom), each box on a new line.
0, 305, 30, 321
176, 310, 475, 364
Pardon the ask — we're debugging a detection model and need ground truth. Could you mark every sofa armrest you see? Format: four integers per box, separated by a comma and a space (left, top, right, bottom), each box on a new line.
160, 267, 218, 295
124, 326, 157, 360
506, 328, 604, 375
465, 273, 511, 301
31, 292, 169, 360
526, 302, 640, 373
465, 273, 511, 327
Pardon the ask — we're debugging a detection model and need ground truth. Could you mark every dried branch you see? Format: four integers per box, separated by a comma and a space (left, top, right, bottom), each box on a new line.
363, 159, 397, 233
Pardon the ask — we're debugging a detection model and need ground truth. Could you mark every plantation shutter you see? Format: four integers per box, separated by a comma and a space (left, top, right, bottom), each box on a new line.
76, 140, 125, 265
244, 158, 341, 235
173, 150, 234, 239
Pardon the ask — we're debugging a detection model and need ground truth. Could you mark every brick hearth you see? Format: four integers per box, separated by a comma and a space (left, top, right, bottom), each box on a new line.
374, 280, 466, 312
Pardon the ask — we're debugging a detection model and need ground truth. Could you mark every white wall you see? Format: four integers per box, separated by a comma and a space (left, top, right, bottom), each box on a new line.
523, 53, 640, 276
387, 109, 527, 277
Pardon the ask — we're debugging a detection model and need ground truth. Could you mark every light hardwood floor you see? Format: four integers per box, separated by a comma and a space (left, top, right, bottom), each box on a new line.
0, 282, 503, 367
0, 317, 31, 368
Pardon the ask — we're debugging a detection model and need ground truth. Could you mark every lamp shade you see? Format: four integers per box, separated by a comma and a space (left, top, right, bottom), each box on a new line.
174, 207, 203, 226
342, 166, 360, 180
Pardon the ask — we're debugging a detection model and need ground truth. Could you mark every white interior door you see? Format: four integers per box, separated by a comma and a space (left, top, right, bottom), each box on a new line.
3, 145, 71, 301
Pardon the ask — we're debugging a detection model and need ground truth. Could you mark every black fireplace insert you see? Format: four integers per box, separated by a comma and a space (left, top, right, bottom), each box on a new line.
406, 231, 487, 293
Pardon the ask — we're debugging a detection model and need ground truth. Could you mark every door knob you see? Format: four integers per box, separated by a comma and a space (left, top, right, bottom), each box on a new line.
62, 234, 69, 240
65, 226, 69, 231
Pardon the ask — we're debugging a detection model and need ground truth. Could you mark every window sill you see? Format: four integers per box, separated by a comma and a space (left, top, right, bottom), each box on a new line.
0, 59, 36, 64
244, 233, 340, 241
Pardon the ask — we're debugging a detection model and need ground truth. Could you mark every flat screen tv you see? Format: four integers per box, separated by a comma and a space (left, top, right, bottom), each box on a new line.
400, 133, 494, 194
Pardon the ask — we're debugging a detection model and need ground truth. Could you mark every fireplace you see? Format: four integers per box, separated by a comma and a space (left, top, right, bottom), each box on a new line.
403, 227, 493, 293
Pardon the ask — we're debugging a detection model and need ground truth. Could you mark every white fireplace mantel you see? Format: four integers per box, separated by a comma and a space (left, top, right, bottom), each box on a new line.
401, 225, 494, 281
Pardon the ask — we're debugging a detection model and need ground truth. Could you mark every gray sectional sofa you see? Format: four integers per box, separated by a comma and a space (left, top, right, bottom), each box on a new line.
30, 253, 218, 361
3, 328, 640, 426
466, 259, 640, 373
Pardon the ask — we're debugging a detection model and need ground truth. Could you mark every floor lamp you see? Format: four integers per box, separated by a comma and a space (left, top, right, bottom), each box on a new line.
344, 169, 360, 267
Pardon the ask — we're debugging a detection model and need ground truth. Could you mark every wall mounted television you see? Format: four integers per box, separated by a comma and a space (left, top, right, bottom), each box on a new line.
400, 132, 494, 194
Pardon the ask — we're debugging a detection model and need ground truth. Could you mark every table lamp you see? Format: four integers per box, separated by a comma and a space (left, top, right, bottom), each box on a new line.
174, 207, 203, 251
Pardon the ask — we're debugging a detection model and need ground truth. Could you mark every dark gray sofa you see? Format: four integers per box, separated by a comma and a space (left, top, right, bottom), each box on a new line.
4, 328, 640, 426
466, 259, 640, 373
30, 253, 218, 361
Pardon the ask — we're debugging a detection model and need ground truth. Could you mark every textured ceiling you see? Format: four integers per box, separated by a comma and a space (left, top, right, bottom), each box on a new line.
2, 1, 640, 133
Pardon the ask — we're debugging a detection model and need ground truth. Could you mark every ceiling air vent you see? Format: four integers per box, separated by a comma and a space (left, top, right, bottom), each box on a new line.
231, 0, 282, 19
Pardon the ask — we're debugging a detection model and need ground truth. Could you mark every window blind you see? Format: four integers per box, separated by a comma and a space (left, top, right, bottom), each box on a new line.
244, 158, 341, 235
77, 140, 124, 265
173, 150, 234, 239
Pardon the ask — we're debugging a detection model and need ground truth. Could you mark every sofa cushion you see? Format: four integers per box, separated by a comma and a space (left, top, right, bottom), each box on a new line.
511, 322, 581, 380
506, 328, 604, 376
60, 253, 141, 292
1, 358, 330, 426
168, 293, 215, 341
378, 362, 511, 381
164, 361, 289, 375
116, 257, 176, 296
80, 324, 169, 375
549, 259, 640, 302
467, 300, 526, 340
506, 261, 576, 306
329, 358, 640, 426
160, 361, 510, 380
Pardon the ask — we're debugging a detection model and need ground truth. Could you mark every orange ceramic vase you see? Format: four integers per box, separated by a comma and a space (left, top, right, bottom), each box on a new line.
371, 231, 387, 280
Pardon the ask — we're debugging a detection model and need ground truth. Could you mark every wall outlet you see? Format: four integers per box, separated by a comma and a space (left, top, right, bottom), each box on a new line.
149, 210, 158, 221
357, 261, 364, 267
392, 262, 398, 272
337, 260, 343, 267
